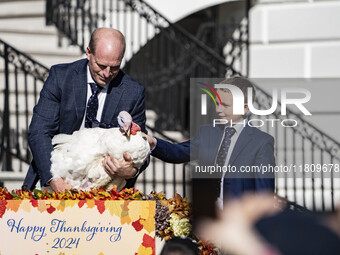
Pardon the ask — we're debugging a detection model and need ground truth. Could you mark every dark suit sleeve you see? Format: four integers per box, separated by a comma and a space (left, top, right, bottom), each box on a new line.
151, 138, 190, 163
28, 66, 61, 187
130, 85, 147, 133
151, 125, 204, 163
253, 136, 275, 192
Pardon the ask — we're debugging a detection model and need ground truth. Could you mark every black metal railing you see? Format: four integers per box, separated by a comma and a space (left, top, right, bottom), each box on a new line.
137, 125, 190, 197
0, 39, 49, 173
252, 85, 340, 211
44, 0, 340, 211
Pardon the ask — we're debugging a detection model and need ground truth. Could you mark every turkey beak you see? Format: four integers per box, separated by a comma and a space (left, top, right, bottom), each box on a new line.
126, 127, 131, 136
124, 123, 131, 137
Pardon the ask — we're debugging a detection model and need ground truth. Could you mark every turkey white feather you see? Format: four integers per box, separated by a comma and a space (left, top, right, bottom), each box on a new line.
50, 125, 150, 191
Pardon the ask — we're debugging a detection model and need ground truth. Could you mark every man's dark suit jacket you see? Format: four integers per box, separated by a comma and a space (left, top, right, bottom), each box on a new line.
152, 124, 275, 198
23, 58, 147, 190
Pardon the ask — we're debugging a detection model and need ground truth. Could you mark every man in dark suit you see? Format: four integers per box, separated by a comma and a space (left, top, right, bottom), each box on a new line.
23, 28, 147, 192
146, 77, 275, 202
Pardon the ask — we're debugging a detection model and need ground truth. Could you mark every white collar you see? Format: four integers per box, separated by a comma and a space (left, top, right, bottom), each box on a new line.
231, 122, 244, 135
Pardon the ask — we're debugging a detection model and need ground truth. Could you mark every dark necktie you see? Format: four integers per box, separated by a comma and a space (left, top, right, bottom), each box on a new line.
216, 127, 236, 167
85, 83, 116, 129
215, 127, 236, 196
85, 83, 103, 128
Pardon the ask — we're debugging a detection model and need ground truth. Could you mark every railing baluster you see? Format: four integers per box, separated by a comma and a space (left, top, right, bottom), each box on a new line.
162, 161, 166, 195
67, 0, 71, 39
73, 1, 77, 44
311, 143, 315, 211
284, 121, 288, 199
182, 163, 188, 198
274, 117, 279, 194
123, 0, 127, 43
302, 137, 306, 207
102, 0, 107, 21
173, 164, 176, 196
14, 67, 21, 172
24, 72, 29, 163
320, 150, 325, 211
152, 154, 156, 191
2, 44, 12, 171
95, 0, 99, 28
292, 129, 297, 204
330, 156, 335, 211
88, 0, 93, 33
81, 1, 85, 50
109, 0, 113, 28
116, 0, 119, 29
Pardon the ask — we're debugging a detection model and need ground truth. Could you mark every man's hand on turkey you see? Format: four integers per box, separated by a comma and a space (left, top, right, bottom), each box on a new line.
50, 178, 73, 193
102, 152, 138, 179
117, 111, 141, 136
142, 132, 157, 150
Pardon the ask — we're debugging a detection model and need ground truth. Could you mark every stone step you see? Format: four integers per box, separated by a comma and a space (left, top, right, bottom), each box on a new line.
0, 47, 83, 70
0, 50, 84, 68
0, 0, 44, 18
30, 52, 85, 68
0, 31, 81, 56
0, 171, 27, 191
0, 0, 83, 68
0, 22, 56, 35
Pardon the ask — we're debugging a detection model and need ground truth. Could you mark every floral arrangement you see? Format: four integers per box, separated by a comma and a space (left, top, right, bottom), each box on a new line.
0, 187, 143, 201
0, 187, 218, 255
141, 192, 191, 240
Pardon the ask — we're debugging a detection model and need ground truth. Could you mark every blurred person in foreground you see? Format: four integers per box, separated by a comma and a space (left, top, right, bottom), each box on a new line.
197, 192, 340, 255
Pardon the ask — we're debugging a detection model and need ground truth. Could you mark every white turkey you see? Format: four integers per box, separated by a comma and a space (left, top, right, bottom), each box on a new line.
50, 111, 150, 191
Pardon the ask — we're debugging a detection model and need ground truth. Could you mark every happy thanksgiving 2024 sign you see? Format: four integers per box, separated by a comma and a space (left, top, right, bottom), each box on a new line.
0, 200, 155, 255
